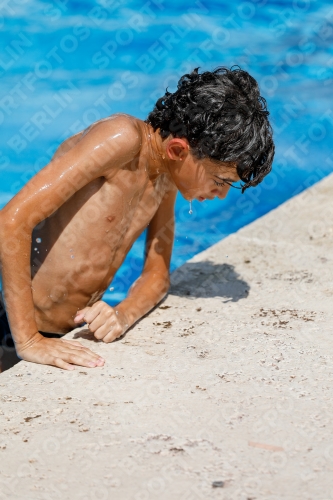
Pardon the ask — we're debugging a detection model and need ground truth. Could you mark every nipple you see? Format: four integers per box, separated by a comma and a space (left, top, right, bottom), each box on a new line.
189, 201, 193, 215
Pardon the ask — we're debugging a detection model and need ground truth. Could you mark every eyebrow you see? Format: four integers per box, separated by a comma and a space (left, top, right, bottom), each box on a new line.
214, 175, 237, 183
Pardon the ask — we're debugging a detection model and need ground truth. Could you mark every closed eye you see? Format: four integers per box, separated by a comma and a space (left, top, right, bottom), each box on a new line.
213, 176, 242, 190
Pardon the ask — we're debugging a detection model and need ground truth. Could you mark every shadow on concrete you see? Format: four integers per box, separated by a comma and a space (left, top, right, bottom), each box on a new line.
72, 328, 100, 342
71, 262, 250, 343
72, 328, 126, 343
169, 261, 250, 302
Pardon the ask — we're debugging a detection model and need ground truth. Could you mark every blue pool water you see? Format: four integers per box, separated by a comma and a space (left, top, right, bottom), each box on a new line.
1, 0, 332, 305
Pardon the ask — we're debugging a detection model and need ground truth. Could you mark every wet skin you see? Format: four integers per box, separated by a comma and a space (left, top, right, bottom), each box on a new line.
0, 114, 240, 370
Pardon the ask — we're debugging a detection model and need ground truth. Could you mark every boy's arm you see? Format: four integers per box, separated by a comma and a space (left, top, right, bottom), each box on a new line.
118, 183, 177, 324
0, 116, 141, 370
75, 184, 177, 341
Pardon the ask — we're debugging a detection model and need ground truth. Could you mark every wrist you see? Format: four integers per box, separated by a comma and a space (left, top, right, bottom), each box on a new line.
15, 331, 43, 354
114, 303, 131, 330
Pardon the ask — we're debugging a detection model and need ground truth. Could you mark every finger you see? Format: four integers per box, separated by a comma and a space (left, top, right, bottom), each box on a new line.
74, 307, 91, 323
61, 340, 100, 355
53, 357, 75, 371
60, 341, 94, 354
65, 352, 104, 368
61, 345, 105, 364
61, 340, 86, 348
103, 329, 122, 343
101, 332, 116, 343
93, 324, 111, 340
83, 307, 103, 325
56, 350, 101, 367
88, 313, 115, 334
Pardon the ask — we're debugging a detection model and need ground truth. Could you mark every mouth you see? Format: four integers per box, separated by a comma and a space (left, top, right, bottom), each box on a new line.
198, 195, 215, 201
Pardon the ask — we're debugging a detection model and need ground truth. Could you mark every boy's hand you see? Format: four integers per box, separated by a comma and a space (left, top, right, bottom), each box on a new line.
74, 301, 128, 343
16, 332, 105, 371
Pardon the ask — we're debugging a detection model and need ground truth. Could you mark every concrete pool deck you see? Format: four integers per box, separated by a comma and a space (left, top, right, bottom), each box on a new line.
1, 174, 333, 500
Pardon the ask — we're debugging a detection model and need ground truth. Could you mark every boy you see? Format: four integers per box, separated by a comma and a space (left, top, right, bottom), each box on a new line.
0, 66, 274, 372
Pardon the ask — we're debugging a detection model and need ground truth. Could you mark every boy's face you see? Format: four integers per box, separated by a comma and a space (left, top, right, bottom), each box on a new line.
168, 152, 240, 202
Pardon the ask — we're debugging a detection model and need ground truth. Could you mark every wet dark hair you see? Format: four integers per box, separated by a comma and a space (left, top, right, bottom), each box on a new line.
146, 66, 274, 192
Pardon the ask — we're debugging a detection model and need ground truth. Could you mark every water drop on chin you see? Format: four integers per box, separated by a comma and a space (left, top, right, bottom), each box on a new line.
189, 200, 193, 214
36, 238, 42, 243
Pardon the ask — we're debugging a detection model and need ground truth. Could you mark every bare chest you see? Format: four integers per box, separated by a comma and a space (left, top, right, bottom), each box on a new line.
79, 170, 167, 241
34, 170, 169, 271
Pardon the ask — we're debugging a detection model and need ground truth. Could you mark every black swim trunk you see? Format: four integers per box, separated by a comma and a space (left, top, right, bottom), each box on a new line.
0, 298, 63, 372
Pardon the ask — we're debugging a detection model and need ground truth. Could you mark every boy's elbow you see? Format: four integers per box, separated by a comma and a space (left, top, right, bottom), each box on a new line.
0, 209, 28, 250
0, 209, 19, 235
149, 271, 170, 295
0, 210, 12, 238
160, 273, 171, 295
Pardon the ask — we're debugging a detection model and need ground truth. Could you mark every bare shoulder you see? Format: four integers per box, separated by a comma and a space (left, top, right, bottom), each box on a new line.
87, 113, 143, 152
68, 113, 144, 177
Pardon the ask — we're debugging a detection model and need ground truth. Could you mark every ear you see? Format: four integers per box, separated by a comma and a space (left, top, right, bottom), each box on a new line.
166, 138, 189, 161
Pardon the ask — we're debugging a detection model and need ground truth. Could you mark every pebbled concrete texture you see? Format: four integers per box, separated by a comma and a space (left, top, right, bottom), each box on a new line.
1, 174, 333, 500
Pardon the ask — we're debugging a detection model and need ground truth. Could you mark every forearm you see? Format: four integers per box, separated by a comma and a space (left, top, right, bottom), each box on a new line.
116, 270, 170, 327
0, 216, 38, 346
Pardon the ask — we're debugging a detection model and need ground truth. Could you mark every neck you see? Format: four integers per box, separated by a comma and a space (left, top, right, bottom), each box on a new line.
144, 123, 170, 179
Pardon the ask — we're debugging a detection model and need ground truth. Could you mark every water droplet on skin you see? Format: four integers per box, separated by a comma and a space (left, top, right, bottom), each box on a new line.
189, 200, 193, 215
71, 255, 74, 259
115, 310, 119, 315
109, 287, 114, 291
70, 248, 73, 252
36, 238, 42, 243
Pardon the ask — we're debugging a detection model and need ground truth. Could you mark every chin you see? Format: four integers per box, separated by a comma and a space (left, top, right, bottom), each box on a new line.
178, 186, 199, 201
180, 192, 192, 201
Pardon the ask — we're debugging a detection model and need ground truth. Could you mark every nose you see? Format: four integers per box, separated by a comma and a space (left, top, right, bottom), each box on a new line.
211, 184, 231, 199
